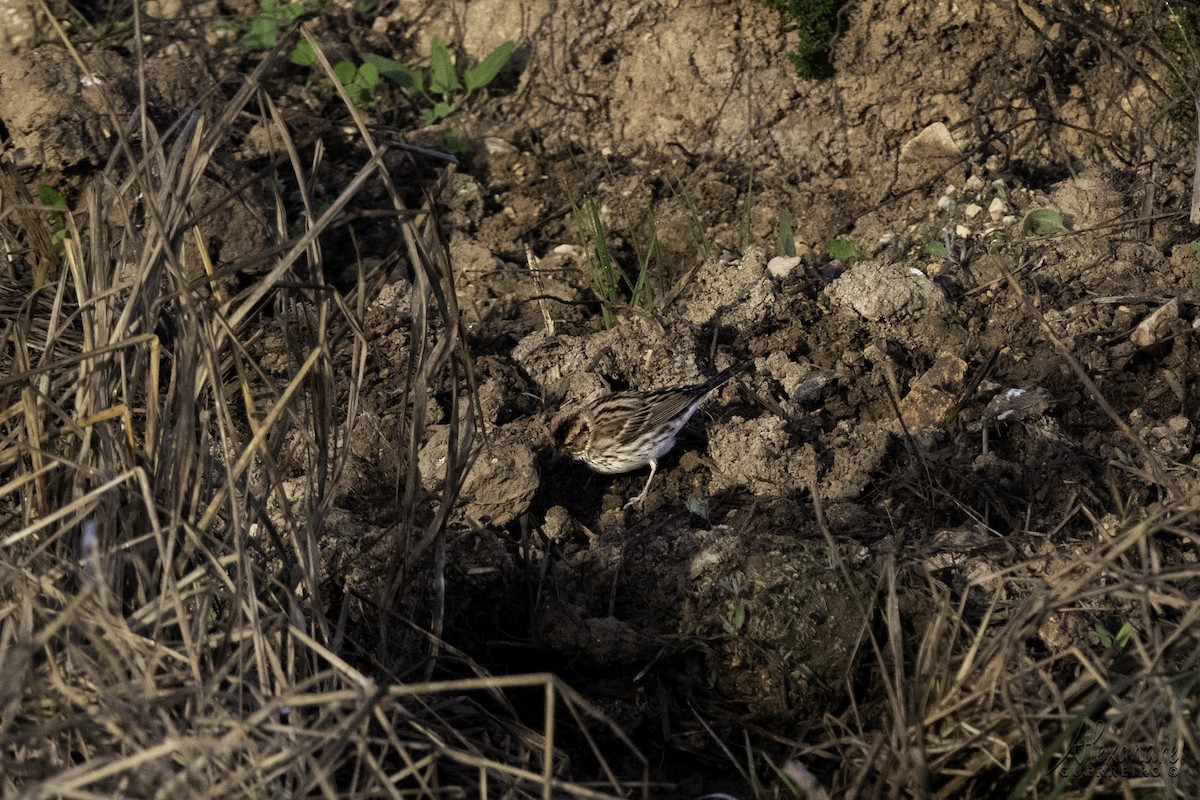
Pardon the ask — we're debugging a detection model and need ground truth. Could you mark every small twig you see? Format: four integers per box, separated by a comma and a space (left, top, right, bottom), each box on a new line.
1193, 96, 1200, 225
524, 244, 555, 335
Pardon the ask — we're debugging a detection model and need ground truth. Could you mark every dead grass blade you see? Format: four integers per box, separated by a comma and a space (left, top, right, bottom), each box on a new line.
0, 16, 640, 799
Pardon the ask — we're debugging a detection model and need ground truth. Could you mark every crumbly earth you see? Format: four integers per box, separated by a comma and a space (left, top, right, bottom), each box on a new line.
2, 0, 1197, 794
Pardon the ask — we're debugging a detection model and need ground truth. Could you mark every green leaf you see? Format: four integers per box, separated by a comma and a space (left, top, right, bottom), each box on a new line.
438, 128, 471, 156
429, 37, 461, 94
334, 60, 359, 87
723, 604, 747, 635
357, 61, 379, 87
463, 40, 514, 90
290, 39, 317, 66
1190, 241, 1200, 262
241, 17, 278, 49
362, 52, 422, 91
1114, 621, 1133, 649
825, 238, 862, 261
777, 209, 795, 257
1022, 208, 1066, 236
421, 100, 454, 123
925, 240, 949, 259
276, 0, 306, 22
1094, 623, 1112, 649
37, 184, 67, 208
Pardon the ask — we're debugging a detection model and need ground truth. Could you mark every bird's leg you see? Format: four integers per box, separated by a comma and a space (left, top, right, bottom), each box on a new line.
625, 459, 658, 510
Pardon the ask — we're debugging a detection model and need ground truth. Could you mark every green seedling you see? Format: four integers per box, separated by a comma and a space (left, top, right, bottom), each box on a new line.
334, 59, 380, 107
667, 175, 713, 260
628, 211, 663, 308
37, 184, 69, 249
1022, 208, 1066, 236
418, 36, 515, 124
311, 38, 514, 122
716, 573, 748, 635
1094, 620, 1134, 651
722, 603, 748, 635
777, 209, 796, 256
740, 168, 755, 250
239, 0, 312, 51
578, 199, 619, 328
360, 52, 422, 91
575, 198, 667, 327
212, 0, 318, 65
825, 238, 863, 260
752, 0, 847, 78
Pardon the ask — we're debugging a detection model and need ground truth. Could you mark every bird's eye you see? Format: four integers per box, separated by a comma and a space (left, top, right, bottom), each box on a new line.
550, 413, 576, 446
556, 418, 588, 451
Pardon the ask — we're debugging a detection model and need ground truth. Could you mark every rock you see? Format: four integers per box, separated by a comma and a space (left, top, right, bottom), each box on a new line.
978, 386, 1051, 427
827, 260, 950, 323
418, 423, 540, 526
899, 122, 961, 163
767, 255, 802, 278
898, 122, 965, 186
1131, 299, 1180, 347
898, 352, 968, 431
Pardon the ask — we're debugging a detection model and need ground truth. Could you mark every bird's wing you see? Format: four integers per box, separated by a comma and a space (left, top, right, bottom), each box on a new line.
635, 388, 706, 433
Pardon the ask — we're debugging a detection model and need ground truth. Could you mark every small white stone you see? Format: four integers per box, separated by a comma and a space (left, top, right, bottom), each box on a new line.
963, 203, 983, 219
767, 255, 802, 278
1002, 215, 1018, 226
483, 136, 517, 155
955, 224, 972, 238
988, 197, 1009, 221
965, 175, 985, 191
938, 195, 956, 211
1131, 299, 1180, 347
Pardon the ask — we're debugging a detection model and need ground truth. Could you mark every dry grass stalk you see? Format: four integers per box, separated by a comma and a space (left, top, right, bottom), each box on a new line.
0, 20, 642, 799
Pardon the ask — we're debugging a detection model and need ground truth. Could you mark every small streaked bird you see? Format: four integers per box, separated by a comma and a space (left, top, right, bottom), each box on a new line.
550, 362, 748, 509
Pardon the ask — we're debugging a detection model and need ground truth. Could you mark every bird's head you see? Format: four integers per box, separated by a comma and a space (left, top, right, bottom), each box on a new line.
549, 408, 590, 457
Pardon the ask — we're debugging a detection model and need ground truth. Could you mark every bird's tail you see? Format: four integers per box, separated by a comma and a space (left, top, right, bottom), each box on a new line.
700, 360, 752, 393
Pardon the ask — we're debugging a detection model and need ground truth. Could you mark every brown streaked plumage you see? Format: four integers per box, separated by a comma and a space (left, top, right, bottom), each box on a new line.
550, 363, 748, 508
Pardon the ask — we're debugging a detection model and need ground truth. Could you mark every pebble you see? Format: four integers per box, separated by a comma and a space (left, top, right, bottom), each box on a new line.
963, 203, 983, 219
988, 197, 1009, 221
767, 255, 802, 278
